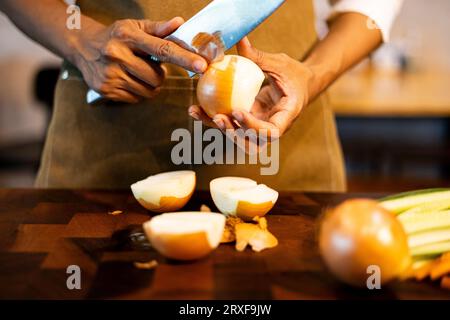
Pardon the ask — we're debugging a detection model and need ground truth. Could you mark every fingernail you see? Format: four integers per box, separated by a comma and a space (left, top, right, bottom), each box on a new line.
172, 16, 184, 24
213, 118, 225, 130
232, 111, 243, 122
189, 111, 200, 120
193, 60, 207, 73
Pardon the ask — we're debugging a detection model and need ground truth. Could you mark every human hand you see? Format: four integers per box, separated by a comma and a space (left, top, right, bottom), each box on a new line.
73, 17, 208, 103
189, 37, 314, 139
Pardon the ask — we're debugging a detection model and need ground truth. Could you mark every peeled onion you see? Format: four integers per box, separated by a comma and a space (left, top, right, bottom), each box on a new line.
197, 55, 265, 118
131, 171, 195, 213
319, 199, 411, 287
143, 212, 226, 260
210, 177, 278, 221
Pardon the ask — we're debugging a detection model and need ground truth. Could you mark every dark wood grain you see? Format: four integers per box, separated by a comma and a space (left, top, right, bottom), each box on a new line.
0, 189, 449, 300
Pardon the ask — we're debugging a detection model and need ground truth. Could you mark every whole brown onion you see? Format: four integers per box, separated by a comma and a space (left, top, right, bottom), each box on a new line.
319, 199, 411, 287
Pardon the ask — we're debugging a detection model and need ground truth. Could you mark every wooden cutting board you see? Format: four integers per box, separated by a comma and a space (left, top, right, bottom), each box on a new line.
0, 189, 449, 299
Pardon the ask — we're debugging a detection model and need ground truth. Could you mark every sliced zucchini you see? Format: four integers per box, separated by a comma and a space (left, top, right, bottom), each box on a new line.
408, 227, 450, 248
379, 188, 450, 214
400, 198, 450, 215
410, 240, 450, 257
380, 188, 450, 202
399, 210, 450, 234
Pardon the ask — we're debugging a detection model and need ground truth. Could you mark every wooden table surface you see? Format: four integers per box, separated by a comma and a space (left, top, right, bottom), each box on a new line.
1, 189, 449, 300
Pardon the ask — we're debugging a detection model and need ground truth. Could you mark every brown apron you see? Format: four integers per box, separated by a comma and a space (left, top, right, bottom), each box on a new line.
36, 0, 346, 192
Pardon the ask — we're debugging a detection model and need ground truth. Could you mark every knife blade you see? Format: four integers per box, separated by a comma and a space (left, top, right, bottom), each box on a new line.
87, 0, 286, 104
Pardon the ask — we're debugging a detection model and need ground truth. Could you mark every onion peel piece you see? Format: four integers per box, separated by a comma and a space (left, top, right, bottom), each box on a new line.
134, 260, 158, 270
108, 210, 123, 216
200, 204, 212, 212
221, 216, 243, 243
234, 217, 278, 252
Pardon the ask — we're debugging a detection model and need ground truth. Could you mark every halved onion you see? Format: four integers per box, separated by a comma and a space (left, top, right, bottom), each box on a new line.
197, 55, 265, 118
210, 177, 278, 220
143, 212, 226, 260
131, 171, 195, 213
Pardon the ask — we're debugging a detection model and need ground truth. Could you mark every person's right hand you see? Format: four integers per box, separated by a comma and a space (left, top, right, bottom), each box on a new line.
72, 17, 207, 103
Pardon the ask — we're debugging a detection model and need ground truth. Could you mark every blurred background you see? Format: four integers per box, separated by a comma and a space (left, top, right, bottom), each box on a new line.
0, 0, 449, 192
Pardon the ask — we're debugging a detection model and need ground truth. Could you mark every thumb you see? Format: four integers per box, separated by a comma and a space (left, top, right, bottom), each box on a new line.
237, 37, 277, 72
142, 17, 184, 37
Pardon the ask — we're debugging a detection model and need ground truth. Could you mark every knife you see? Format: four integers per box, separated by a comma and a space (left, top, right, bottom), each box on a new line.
86, 0, 286, 104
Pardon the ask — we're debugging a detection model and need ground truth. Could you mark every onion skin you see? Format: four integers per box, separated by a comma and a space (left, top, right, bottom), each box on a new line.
143, 212, 226, 261
137, 192, 194, 213
131, 171, 196, 213
150, 231, 213, 261
319, 199, 411, 288
197, 57, 236, 117
235, 200, 275, 221
197, 55, 264, 118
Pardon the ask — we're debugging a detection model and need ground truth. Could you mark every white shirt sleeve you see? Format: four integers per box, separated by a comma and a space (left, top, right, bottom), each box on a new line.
329, 0, 403, 42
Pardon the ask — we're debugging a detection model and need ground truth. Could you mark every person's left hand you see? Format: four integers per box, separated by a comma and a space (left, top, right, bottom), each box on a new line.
189, 37, 315, 140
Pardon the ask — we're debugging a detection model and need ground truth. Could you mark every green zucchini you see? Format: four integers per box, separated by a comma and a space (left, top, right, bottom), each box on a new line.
400, 198, 450, 215
399, 210, 450, 234
410, 240, 450, 257
379, 188, 450, 214
380, 188, 450, 202
408, 227, 450, 248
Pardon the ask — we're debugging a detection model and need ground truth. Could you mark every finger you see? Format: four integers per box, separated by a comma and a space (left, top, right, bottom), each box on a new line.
133, 33, 207, 73
106, 88, 141, 104
213, 114, 237, 132
120, 72, 161, 99
113, 19, 207, 73
124, 58, 165, 88
268, 109, 296, 136
102, 41, 165, 87
267, 96, 298, 134
188, 105, 217, 128
236, 37, 278, 72
232, 110, 281, 139
235, 94, 297, 136
141, 17, 185, 38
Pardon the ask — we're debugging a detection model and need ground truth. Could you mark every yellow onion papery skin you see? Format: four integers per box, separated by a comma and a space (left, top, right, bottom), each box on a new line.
319, 199, 411, 287
197, 55, 264, 118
